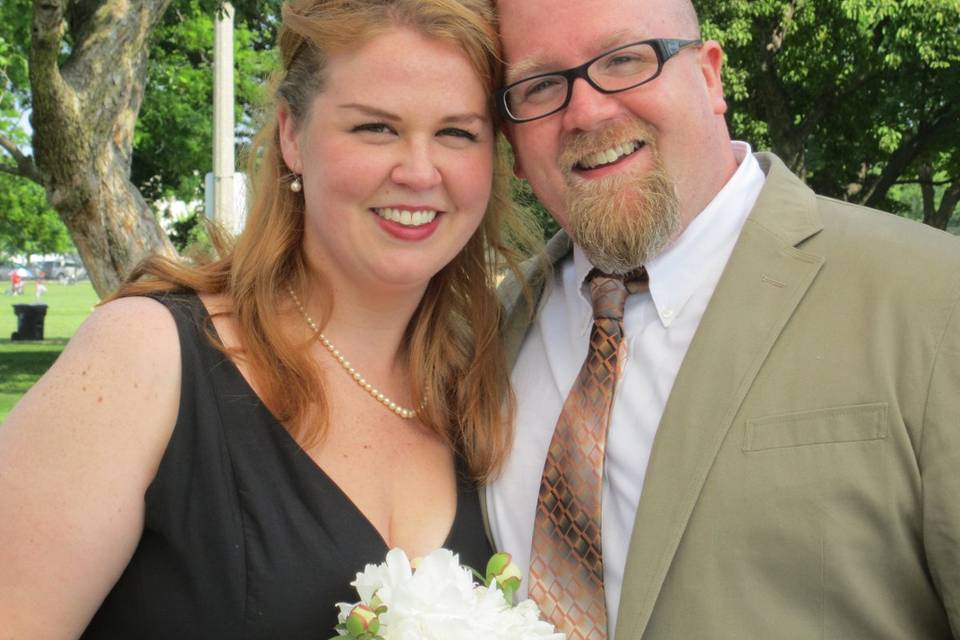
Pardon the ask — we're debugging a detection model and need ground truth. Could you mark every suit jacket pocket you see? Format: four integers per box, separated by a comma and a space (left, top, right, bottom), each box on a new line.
742, 402, 888, 452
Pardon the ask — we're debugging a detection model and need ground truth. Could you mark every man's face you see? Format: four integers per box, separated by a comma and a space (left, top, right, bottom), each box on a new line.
499, 0, 730, 270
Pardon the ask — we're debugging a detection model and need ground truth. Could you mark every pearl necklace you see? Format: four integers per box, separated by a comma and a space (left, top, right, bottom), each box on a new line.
288, 287, 418, 419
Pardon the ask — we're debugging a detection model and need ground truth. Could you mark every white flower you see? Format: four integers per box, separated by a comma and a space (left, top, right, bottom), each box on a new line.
334, 548, 565, 640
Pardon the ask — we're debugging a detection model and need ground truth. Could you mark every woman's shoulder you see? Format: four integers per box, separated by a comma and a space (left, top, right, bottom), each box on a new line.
76, 294, 183, 361
6, 294, 184, 452
0, 296, 186, 636
25, 294, 183, 435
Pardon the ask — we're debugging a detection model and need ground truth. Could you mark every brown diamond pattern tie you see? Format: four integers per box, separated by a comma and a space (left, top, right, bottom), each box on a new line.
528, 268, 647, 640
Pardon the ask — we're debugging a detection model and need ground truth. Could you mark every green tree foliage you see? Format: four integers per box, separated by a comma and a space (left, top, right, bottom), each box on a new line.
0, 0, 37, 184
0, 173, 72, 256
512, 175, 560, 241
134, 0, 278, 205
0, 0, 68, 255
0, 0, 29, 112
698, 0, 960, 228
0, 0, 282, 295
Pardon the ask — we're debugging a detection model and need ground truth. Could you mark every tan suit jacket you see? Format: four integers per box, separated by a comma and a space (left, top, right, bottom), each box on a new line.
497, 153, 960, 639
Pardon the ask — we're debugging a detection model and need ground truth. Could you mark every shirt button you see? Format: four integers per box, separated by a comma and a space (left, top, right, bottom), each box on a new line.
661, 309, 674, 319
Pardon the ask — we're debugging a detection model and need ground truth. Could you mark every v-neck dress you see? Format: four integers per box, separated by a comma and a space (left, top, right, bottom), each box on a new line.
81, 292, 493, 639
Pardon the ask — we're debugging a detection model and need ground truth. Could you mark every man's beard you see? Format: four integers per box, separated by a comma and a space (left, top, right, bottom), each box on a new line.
559, 123, 680, 274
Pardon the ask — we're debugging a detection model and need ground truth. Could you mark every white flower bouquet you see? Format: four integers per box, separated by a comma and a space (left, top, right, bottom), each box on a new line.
331, 548, 564, 640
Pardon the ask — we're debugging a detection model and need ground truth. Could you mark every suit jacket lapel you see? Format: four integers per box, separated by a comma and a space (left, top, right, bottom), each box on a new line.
615, 154, 825, 638
500, 231, 572, 368
483, 231, 572, 546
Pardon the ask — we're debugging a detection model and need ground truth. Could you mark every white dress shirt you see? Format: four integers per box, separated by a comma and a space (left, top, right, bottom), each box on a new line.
487, 142, 765, 637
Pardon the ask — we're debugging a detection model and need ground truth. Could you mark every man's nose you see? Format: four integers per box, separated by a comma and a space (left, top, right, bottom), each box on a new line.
560, 77, 623, 132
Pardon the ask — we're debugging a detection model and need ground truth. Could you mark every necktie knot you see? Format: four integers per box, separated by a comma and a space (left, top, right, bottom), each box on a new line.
589, 268, 647, 321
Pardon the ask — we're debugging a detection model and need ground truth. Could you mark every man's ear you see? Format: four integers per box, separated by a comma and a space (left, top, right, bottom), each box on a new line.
500, 123, 527, 180
277, 103, 302, 173
699, 40, 728, 116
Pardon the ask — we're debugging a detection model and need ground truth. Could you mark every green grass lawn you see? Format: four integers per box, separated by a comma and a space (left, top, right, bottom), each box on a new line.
0, 281, 100, 423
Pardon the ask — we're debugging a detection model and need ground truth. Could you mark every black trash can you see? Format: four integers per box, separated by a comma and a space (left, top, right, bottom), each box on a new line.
11, 303, 48, 341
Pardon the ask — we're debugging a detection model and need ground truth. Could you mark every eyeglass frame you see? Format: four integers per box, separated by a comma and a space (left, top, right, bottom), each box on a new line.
496, 38, 703, 124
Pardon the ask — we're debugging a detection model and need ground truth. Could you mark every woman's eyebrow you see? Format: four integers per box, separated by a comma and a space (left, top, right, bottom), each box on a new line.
338, 103, 401, 120
340, 104, 488, 126
440, 113, 488, 126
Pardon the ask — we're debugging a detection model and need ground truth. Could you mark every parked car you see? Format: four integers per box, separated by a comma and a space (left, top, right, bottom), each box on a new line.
39, 258, 87, 284
1, 262, 32, 280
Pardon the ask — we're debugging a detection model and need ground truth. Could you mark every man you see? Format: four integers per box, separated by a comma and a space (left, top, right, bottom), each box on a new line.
486, 1, 960, 638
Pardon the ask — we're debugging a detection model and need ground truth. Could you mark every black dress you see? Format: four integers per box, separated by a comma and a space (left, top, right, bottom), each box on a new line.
81, 293, 493, 639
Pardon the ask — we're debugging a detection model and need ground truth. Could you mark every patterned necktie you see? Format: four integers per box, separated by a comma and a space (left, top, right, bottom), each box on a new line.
528, 268, 647, 640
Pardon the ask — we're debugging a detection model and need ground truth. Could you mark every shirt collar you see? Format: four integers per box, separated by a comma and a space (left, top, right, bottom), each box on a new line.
570, 141, 764, 330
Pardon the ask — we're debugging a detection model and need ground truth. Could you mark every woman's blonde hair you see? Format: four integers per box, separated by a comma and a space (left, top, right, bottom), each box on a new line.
113, 0, 539, 481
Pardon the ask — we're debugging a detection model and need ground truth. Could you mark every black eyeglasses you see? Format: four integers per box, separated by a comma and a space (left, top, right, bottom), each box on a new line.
497, 38, 702, 124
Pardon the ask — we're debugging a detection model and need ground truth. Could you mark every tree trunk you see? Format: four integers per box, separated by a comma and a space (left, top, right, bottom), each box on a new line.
30, 0, 176, 298
918, 164, 937, 222
859, 106, 958, 211
752, 3, 808, 178
924, 180, 960, 231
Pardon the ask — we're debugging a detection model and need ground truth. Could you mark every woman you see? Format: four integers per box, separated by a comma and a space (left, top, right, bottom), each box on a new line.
0, 1, 536, 637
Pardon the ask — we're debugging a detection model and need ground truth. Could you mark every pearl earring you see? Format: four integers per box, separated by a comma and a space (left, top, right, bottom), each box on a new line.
290, 175, 302, 193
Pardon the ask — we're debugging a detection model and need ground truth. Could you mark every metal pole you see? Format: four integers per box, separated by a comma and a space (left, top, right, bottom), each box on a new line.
213, 2, 236, 232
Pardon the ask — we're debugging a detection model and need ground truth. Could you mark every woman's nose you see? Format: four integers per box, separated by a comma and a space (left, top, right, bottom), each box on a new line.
390, 142, 442, 191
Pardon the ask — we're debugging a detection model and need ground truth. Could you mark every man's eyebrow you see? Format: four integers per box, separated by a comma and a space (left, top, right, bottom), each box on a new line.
597, 29, 639, 52
505, 30, 642, 84
506, 56, 551, 85
338, 103, 401, 120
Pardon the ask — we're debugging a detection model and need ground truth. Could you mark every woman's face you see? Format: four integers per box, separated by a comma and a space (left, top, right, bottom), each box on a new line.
279, 27, 495, 297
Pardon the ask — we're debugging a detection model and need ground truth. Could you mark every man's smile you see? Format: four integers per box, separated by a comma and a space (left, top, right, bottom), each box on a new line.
574, 140, 645, 170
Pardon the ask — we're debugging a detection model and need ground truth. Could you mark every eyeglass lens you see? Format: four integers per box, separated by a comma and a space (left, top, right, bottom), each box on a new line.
504, 41, 661, 121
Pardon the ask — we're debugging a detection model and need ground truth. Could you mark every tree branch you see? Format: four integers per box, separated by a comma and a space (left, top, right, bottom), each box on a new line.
919, 164, 936, 223
754, 8, 807, 173
861, 105, 960, 207
30, 0, 87, 176
0, 132, 42, 183
766, 1, 798, 55
30, 1, 71, 101
58, 0, 174, 164
795, 67, 884, 141
0, 163, 26, 178
895, 178, 959, 187
936, 181, 960, 228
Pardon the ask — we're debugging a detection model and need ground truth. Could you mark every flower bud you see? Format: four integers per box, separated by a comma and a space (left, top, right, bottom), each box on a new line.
345, 604, 380, 636
486, 552, 522, 591
369, 593, 387, 615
